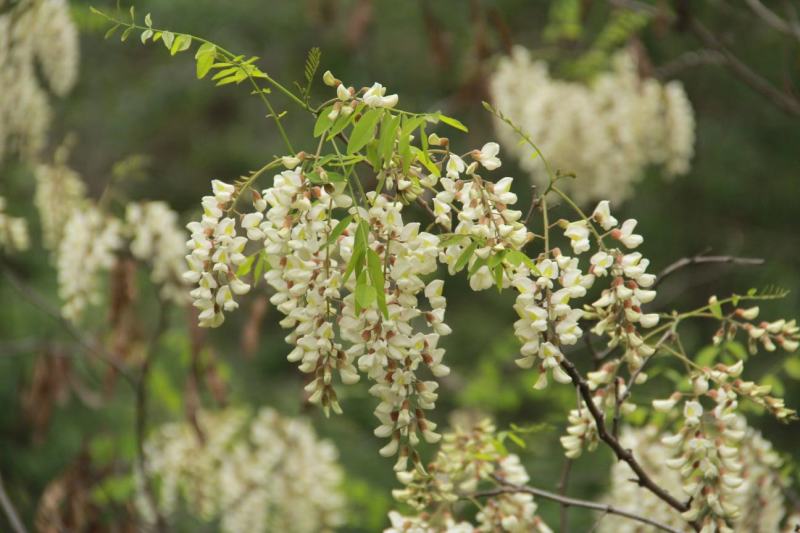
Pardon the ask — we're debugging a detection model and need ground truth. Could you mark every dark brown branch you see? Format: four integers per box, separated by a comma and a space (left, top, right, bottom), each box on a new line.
557, 357, 694, 521
0, 471, 26, 533
476, 477, 685, 533
686, 17, 800, 117
655, 254, 764, 287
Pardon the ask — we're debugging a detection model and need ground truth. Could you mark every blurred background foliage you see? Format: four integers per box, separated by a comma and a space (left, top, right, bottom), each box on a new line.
1, 0, 799, 531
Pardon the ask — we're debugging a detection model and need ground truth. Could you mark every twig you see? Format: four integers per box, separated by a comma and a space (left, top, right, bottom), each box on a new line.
476, 477, 685, 533
557, 357, 696, 525
1, 264, 136, 388
655, 254, 764, 288
745, 0, 800, 40
0, 471, 27, 533
653, 49, 725, 79
556, 459, 573, 533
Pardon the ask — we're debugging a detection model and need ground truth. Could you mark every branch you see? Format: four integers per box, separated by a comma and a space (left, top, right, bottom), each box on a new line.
0, 471, 26, 533
653, 49, 726, 79
745, 0, 800, 41
655, 253, 764, 287
557, 357, 694, 520
1, 263, 136, 388
556, 458, 573, 532
476, 477, 685, 533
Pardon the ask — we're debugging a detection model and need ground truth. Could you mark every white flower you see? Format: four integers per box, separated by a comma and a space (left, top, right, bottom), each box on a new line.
684, 400, 703, 426
592, 200, 618, 230
446, 154, 465, 179
474, 142, 501, 170
613, 219, 643, 249
363, 82, 398, 108
564, 220, 590, 254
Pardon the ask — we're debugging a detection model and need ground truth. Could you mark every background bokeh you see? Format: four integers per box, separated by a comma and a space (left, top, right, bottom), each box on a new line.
2, 0, 799, 530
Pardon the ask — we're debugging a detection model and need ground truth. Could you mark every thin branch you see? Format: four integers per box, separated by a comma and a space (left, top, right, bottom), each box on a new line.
556, 459, 573, 533
655, 254, 764, 288
1, 263, 136, 388
745, 0, 800, 40
0, 471, 27, 533
557, 357, 695, 523
476, 477, 685, 533
653, 49, 726, 79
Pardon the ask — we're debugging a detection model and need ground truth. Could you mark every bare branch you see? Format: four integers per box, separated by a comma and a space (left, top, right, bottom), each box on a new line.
653, 49, 726, 79
557, 357, 695, 522
476, 477, 685, 533
0, 471, 27, 533
655, 254, 764, 288
745, 0, 800, 40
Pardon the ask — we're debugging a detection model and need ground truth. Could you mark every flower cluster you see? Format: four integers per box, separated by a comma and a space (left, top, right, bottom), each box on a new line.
0, 196, 30, 253
126, 201, 190, 305
183, 180, 252, 327
57, 205, 123, 322
490, 47, 695, 204
0, 0, 79, 163
387, 419, 552, 533
138, 407, 345, 533
600, 424, 794, 533
34, 157, 87, 251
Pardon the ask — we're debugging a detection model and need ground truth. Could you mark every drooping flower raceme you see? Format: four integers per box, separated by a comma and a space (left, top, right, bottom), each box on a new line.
183, 180, 253, 327
0, 0, 79, 163
600, 424, 793, 533
57, 205, 123, 322
126, 201, 191, 305
33, 157, 87, 252
490, 47, 695, 204
138, 407, 345, 533
0, 196, 30, 253
387, 419, 552, 533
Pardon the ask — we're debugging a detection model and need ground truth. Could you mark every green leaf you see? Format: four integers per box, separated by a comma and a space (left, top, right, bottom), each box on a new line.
314, 106, 335, 137
695, 345, 719, 367
506, 432, 526, 449
144, 13, 152, 27
378, 114, 400, 166
436, 113, 469, 132
120, 26, 133, 42
454, 241, 477, 273
761, 374, 785, 396
104, 24, 120, 40
709, 297, 723, 319
356, 271, 377, 311
367, 249, 389, 318
140, 29, 153, 44
129, 5, 135, 21
468, 256, 488, 277
326, 215, 353, 246
236, 254, 256, 277
161, 31, 175, 50
505, 250, 536, 270
347, 108, 383, 154
327, 108, 358, 140
493, 264, 504, 292
171, 34, 192, 55
411, 146, 440, 177
438, 234, 469, 248
784, 358, 800, 380
195, 43, 216, 79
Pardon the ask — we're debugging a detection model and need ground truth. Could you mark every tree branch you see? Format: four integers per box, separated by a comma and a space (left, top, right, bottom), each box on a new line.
557, 357, 694, 522
655, 254, 764, 287
0, 471, 27, 533
476, 477, 685, 533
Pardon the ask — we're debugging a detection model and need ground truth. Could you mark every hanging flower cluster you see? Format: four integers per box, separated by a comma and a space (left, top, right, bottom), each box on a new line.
126, 201, 191, 305
138, 407, 345, 533
57, 205, 123, 322
387, 419, 552, 533
489, 47, 695, 204
0, 0, 79, 163
600, 424, 795, 533
183, 180, 252, 327
34, 156, 87, 251
0, 195, 30, 253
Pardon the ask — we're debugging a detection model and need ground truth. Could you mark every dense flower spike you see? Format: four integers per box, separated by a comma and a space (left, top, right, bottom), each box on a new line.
138, 408, 345, 533
126, 201, 191, 305
0, 0, 79, 163
387, 419, 552, 532
490, 47, 695, 204
57, 205, 123, 322
0, 196, 30, 253
184, 180, 253, 327
600, 425, 794, 533
33, 157, 87, 251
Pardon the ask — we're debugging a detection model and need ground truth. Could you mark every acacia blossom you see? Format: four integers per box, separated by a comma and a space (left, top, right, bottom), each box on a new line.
490, 47, 695, 204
